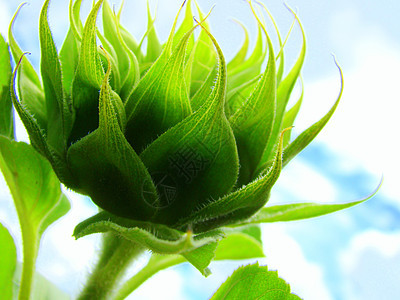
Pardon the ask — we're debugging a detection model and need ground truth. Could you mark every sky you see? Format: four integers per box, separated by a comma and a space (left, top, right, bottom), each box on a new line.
0, 0, 399, 299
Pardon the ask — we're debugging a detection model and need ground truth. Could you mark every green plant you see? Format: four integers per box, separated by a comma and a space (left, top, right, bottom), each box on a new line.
0, 0, 377, 299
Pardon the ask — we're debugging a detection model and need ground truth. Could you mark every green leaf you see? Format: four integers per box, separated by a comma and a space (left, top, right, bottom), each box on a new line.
124, 25, 196, 152
282, 61, 343, 167
39, 0, 70, 155
211, 263, 301, 300
67, 52, 158, 221
69, 0, 104, 144
0, 137, 69, 235
176, 127, 289, 232
258, 8, 306, 167
0, 34, 14, 139
0, 223, 17, 300
214, 225, 264, 261
139, 25, 239, 226
229, 16, 276, 186
0, 137, 70, 299
73, 211, 224, 255
182, 241, 218, 276
8, 4, 47, 132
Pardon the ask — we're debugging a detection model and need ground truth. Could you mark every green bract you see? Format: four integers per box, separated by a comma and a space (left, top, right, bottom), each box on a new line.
9, 0, 347, 240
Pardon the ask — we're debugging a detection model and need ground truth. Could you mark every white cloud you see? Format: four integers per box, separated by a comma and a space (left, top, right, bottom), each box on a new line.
297, 30, 400, 202
340, 230, 400, 300
272, 159, 339, 204
261, 223, 333, 300
0, 2, 10, 37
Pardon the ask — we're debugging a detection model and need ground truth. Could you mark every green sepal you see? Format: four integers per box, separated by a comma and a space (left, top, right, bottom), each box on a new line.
69, 0, 84, 41
211, 263, 301, 300
175, 127, 289, 233
69, 0, 104, 144
124, 25, 196, 152
59, 29, 80, 98
226, 26, 266, 118
282, 63, 342, 167
139, 26, 239, 226
10, 62, 51, 158
67, 55, 157, 220
227, 20, 250, 70
190, 66, 217, 111
173, 0, 194, 53
102, 0, 140, 101
8, 4, 47, 132
229, 23, 276, 186
241, 178, 379, 224
189, 3, 216, 97
244, 200, 367, 224
144, 1, 162, 64
282, 78, 303, 147
0, 35, 14, 139
73, 211, 224, 255
120, 25, 143, 63
10, 58, 77, 187
59, 0, 83, 97
39, 0, 70, 155
97, 30, 122, 92
258, 8, 306, 166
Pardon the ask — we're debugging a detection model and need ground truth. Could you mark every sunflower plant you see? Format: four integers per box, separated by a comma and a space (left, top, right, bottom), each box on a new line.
0, 0, 377, 299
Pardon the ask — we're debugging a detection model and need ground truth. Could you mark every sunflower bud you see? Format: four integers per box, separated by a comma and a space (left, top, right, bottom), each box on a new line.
9, 0, 342, 233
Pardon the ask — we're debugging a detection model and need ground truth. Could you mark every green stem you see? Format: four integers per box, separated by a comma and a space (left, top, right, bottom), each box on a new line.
78, 236, 144, 300
18, 224, 38, 300
115, 254, 185, 300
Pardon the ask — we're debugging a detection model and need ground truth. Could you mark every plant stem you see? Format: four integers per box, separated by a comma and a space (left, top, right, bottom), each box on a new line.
114, 254, 185, 300
18, 224, 38, 300
78, 236, 144, 300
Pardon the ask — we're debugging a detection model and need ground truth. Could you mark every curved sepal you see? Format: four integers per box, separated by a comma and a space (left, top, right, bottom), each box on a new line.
8, 4, 46, 132
175, 127, 289, 233
259, 7, 306, 165
0, 35, 13, 139
67, 52, 157, 220
124, 25, 196, 152
69, 0, 104, 144
225, 26, 265, 118
139, 25, 239, 225
40, 0, 71, 155
282, 61, 343, 167
59, 0, 84, 97
229, 8, 276, 186
73, 211, 224, 255
102, 0, 139, 100
189, 2, 216, 97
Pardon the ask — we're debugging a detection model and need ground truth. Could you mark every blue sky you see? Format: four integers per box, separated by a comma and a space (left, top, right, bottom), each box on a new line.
0, 0, 399, 299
